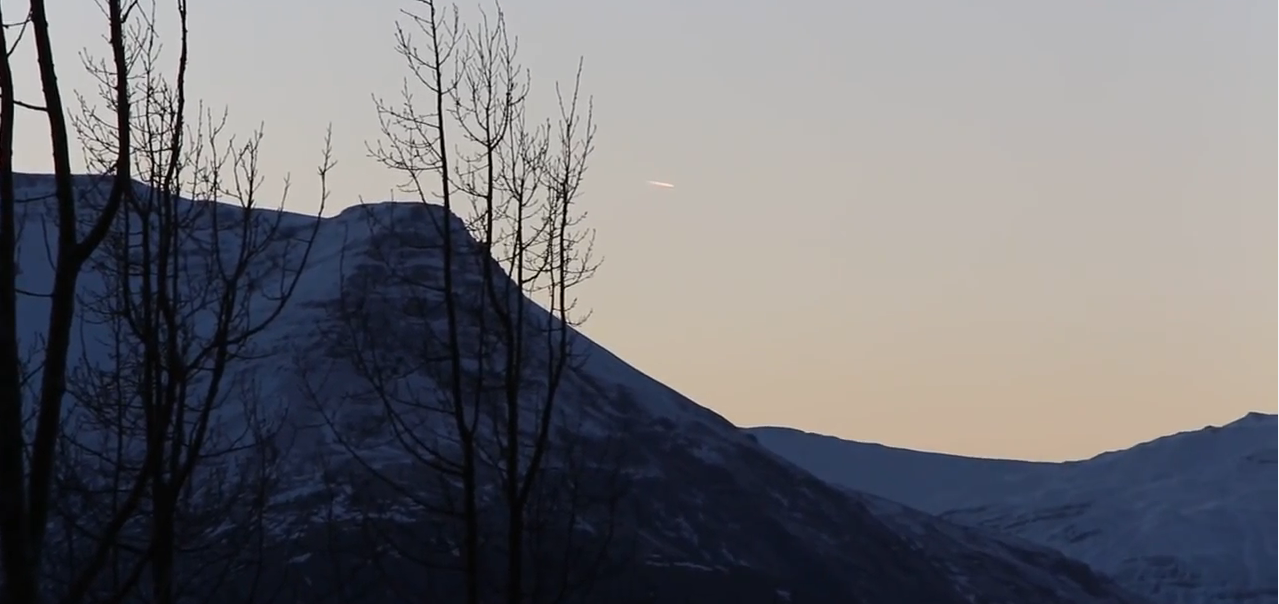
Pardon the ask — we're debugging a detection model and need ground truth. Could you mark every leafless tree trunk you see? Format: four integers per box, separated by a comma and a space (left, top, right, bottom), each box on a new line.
298, 2, 631, 603
1, 0, 133, 601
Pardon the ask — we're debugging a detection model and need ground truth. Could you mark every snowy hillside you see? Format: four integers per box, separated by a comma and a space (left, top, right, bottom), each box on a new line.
749, 413, 1279, 604
8, 173, 1154, 604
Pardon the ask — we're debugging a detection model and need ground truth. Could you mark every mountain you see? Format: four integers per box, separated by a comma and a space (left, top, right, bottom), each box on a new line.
6, 173, 1152, 604
748, 413, 1279, 604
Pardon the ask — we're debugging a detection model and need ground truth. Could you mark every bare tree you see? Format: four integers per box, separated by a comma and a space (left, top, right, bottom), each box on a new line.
62, 3, 331, 602
1, 0, 135, 600
298, 2, 631, 603
1, 1, 331, 603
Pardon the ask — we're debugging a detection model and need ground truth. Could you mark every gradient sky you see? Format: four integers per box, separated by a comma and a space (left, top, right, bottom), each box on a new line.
8, 0, 1275, 461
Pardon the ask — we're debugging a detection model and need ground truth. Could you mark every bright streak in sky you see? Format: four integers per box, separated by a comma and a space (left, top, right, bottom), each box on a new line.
646, 180, 675, 189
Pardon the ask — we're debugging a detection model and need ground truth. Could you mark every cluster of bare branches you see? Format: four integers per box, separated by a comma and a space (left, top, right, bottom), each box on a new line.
0, 1, 331, 603
300, 1, 631, 603
3, 0, 624, 602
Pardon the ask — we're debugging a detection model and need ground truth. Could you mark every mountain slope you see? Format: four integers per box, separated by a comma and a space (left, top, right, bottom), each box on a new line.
7, 173, 1152, 604
748, 413, 1279, 604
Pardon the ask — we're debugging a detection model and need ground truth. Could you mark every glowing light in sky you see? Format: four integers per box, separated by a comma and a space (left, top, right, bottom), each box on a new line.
646, 180, 675, 189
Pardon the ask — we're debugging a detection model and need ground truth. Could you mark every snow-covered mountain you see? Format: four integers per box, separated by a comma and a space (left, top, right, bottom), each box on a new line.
8, 173, 1155, 603
748, 413, 1279, 604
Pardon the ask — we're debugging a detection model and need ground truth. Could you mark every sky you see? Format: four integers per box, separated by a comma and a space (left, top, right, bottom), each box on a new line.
6, 0, 1275, 461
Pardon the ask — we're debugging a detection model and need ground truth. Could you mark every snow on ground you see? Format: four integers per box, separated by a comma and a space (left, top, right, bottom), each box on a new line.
749, 413, 1279, 604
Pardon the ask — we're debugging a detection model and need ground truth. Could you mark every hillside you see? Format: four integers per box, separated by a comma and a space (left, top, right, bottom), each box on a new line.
749, 412, 1278, 604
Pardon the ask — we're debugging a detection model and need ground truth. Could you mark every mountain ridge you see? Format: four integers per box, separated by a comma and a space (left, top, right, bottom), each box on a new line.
749, 411, 1276, 464
748, 412, 1278, 604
